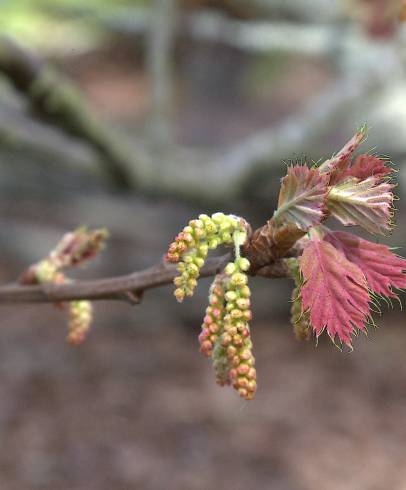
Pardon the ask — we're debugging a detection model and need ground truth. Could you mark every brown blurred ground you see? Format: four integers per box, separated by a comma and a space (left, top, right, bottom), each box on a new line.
0, 303, 405, 490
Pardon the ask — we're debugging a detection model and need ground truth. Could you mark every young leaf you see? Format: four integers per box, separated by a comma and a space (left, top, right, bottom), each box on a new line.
318, 125, 367, 178
336, 154, 392, 184
324, 231, 406, 298
300, 240, 371, 347
273, 165, 328, 230
327, 176, 394, 235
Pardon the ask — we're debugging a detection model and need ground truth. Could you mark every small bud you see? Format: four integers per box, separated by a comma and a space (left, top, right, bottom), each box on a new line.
224, 263, 237, 276
204, 220, 217, 234
212, 212, 226, 223
236, 298, 250, 310
198, 244, 209, 257
231, 273, 248, 287
187, 263, 200, 277
208, 238, 219, 249
174, 288, 185, 302
187, 278, 198, 289
238, 388, 249, 399
193, 228, 206, 240
237, 363, 250, 376
221, 334, 232, 346
194, 257, 205, 268
240, 285, 251, 298
225, 291, 238, 302
230, 309, 243, 320
242, 310, 252, 321
227, 345, 237, 357
221, 232, 232, 243
238, 258, 250, 272
226, 302, 236, 312
209, 323, 219, 334
174, 276, 183, 287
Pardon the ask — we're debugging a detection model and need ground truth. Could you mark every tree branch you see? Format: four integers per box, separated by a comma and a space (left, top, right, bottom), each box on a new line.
0, 36, 139, 190
146, 0, 177, 145
0, 254, 292, 305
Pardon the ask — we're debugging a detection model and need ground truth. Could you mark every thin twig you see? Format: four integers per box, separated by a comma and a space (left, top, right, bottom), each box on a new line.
0, 254, 292, 305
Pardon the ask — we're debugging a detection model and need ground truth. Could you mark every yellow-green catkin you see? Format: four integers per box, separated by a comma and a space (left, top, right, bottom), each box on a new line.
286, 258, 312, 341
67, 301, 93, 345
166, 213, 248, 302
22, 227, 108, 346
291, 285, 311, 340
198, 275, 226, 358
216, 257, 257, 400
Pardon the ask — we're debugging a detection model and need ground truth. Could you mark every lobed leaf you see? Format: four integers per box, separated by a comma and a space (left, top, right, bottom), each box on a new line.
324, 231, 406, 298
318, 125, 367, 179
273, 165, 329, 231
327, 176, 394, 235
335, 154, 393, 184
300, 240, 371, 347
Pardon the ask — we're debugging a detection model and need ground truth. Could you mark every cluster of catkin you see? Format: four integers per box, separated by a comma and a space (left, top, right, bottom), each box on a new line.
166, 213, 248, 302
199, 258, 257, 400
166, 214, 256, 400
20, 227, 108, 344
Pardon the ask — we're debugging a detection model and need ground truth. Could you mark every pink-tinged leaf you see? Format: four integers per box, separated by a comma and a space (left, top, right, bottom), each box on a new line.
324, 231, 406, 298
335, 154, 393, 184
273, 165, 329, 230
300, 240, 370, 347
327, 176, 394, 235
318, 125, 367, 178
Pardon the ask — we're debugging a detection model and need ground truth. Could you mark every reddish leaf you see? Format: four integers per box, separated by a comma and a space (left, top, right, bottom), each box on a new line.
318, 125, 367, 179
336, 154, 392, 184
273, 165, 328, 230
300, 240, 370, 346
325, 231, 406, 298
327, 176, 394, 235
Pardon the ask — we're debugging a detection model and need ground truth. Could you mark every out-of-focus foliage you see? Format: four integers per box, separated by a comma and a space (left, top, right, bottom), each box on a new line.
0, 0, 148, 53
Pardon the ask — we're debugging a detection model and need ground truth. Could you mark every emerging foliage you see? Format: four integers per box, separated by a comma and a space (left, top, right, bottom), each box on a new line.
338, 154, 392, 182
274, 165, 328, 230
318, 124, 367, 180
165, 126, 406, 396
327, 176, 394, 235
325, 231, 406, 298
300, 239, 371, 346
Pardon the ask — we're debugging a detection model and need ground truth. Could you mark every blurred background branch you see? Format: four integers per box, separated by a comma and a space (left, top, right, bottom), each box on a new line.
0, 36, 138, 189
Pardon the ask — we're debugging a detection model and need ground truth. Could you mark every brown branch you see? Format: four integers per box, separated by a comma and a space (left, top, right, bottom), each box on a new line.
0, 36, 138, 190
0, 254, 293, 305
